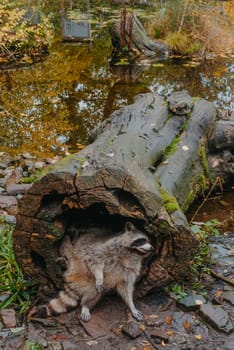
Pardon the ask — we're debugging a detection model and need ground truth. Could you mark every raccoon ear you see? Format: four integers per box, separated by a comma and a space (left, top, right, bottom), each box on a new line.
125, 221, 135, 232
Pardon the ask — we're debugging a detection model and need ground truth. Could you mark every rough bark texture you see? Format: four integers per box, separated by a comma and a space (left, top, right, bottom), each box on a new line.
109, 13, 170, 59
13, 91, 233, 298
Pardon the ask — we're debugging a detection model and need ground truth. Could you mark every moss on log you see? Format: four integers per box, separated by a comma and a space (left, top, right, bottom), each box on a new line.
14, 90, 228, 298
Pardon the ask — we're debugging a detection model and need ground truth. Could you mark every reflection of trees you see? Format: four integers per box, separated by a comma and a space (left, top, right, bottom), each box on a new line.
0, 40, 109, 156
0, 23, 232, 158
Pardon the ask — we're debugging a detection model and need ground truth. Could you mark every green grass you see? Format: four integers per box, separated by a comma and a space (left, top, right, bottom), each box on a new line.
0, 217, 36, 314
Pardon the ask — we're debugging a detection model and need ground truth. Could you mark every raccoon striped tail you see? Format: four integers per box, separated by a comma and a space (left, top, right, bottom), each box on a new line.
29, 286, 79, 318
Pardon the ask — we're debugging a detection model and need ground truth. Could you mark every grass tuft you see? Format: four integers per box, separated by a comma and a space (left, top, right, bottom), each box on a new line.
0, 217, 36, 314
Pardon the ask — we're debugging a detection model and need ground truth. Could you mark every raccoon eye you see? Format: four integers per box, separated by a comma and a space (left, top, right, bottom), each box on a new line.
130, 238, 147, 247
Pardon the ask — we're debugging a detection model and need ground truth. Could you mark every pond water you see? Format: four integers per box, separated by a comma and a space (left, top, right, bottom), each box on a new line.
0, 3, 233, 158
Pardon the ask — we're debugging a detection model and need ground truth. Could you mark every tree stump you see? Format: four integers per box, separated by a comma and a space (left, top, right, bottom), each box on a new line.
13, 91, 233, 298
109, 12, 170, 61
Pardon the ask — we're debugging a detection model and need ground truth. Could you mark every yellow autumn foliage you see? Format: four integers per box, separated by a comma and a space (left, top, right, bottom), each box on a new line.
0, 0, 54, 63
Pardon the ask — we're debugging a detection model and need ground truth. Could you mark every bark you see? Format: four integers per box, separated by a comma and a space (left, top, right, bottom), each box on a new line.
13, 90, 232, 297
109, 13, 170, 60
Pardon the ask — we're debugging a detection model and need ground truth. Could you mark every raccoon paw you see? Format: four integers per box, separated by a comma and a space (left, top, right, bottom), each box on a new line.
132, 309, 143, 321
80, 307, 91, 322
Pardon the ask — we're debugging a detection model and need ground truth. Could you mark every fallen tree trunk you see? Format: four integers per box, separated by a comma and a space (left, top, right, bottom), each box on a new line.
13, 91, 233, 298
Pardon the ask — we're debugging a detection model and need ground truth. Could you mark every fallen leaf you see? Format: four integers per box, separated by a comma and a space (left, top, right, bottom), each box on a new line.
86, 340, 98, 346
194, 334, 202, 340
139, 324, 146, 331
152, 63, 164, 67
165, 315, 173, 325
167, 330, 174, 336
214, 290, 223, 298
184, 319, 191, 331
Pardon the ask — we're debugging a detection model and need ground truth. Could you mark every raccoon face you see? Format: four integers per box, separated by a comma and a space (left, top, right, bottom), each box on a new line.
124, 222, 154, 255
129, 237, 154, 255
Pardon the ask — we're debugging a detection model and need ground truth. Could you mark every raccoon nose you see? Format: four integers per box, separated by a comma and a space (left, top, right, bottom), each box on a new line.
148, 244, 154, 251
142, 243, 154, 252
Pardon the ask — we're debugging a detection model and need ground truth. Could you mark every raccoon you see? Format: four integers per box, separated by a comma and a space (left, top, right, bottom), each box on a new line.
29, 222, 153, 322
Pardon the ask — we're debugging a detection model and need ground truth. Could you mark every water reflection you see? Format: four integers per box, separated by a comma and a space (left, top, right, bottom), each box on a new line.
0, 25, 233, 157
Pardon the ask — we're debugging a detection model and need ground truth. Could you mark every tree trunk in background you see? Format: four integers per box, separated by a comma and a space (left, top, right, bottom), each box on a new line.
13, 91, 233, 297
109, 13, 170, 60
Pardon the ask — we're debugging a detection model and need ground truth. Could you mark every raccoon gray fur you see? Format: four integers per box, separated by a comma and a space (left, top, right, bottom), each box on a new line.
29, 222, 153, 322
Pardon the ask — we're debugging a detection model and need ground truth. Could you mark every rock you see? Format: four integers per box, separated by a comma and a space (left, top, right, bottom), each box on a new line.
167, 91, 193, 115
122, 321, 141, 339
0, 195, 18, 215
145, 314, 164, 327
170, 311, 196, 332
224, 334, 234, 350
62, 340, 83, 350
0, 163, 8, 170
0, 294, 10, 303
22, 153, 36, 160
222, 291, 234, 305
199, 303, 234, 333
4, 215, 16, 226
0, 309, 16, 328
150, 328, 169, 343
6, 183, 32, 196
34, 161, 46, 169
177, 293, 206, 310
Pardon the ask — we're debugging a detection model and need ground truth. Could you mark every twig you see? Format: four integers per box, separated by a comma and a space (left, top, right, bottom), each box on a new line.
141, 328, 160, 350
209, 269, 234, 287
189, 176, 222, 223
178, 0, 190, 33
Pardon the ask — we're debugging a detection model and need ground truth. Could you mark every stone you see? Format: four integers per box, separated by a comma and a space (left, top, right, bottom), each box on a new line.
167, 91, 193, 115
22, 153, 36, 160
222, 291, 234, 305
34, 161, 46, 169
122, 321, 141, 339
224, 334, 234, 350
0, 195, 17, 215
4, 215, 16, 226
199, 303, 234, 333
6, 183, 32, 196
177, 293, 206, 310
150, 328, 169, 342
0, 309, 16, 328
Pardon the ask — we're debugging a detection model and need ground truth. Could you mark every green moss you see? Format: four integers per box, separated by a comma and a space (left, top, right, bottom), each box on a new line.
185, 189, 196, 209
198, 173, 209, 192
159, 221, 170, 229
199, 144, 209, 176
163, 135, 180, 158
191, 96, 200, 104
21, 168, 46, 184
159, 186, 180, 213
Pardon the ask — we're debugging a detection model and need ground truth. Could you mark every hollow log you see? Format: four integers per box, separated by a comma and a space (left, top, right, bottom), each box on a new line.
13, 91, 233, 298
